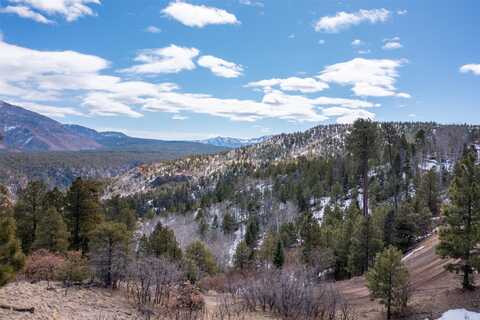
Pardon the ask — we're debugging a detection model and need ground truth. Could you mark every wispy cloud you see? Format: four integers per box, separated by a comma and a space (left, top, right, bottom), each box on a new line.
198, 55, 243, 78
315, 8, 390, 33
120, 45, 199, 75
0, 0, 100, 23
145, 26, 161, 33
0, 6, 54, 24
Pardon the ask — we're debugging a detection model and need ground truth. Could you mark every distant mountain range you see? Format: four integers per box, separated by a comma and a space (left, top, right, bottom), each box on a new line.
0, 101, 225, 154
198, 136, 270, 148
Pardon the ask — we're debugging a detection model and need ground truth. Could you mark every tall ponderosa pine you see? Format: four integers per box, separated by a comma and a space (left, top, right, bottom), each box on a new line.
367, 246, 410, 320
437, 147, 480, 290
347, 119, 378, 217
347, 119, 378, 272
33, 207, 70, 253
14, 180, 47, 253
89, 222, 131, 288
65, 178, 103, 253
0, 215, 25, 286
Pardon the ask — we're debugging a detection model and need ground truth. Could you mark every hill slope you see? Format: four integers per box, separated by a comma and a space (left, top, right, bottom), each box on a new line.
0, 101, 227, 154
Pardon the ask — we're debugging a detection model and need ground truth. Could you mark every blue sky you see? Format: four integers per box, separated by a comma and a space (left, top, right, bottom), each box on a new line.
0, 0, 479, 140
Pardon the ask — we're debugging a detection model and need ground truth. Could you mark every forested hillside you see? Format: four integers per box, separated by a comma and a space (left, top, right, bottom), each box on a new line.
2, 120, 480, 320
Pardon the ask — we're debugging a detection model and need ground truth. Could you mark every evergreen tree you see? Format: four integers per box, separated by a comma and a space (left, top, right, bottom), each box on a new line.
245, 215, 260, 249
418, 169, 440, 216
393, 201, 418, 252
14, 180, 47, 253
43, 187, 65, 215
347, 119, 378, 218
233, 240, 251, 270
89, 222, 131, 288
348, 211, 383, 275
222, 212, 236, 235
437, 147, 480, 290
185, 241, 218, 277
273, 240, 285, 269
0, 216, 25, 286
33, 207, 70, 253
146, 223, 183, 261
367, 246, 410, 320
65, 178, 103, 253
258, 231, 277, 265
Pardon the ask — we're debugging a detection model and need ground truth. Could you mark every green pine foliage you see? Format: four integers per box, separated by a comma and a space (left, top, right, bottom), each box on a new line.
367, 246, 410, 320
65, 177, 104, 253
32, 207, 70, 253
0, 215, 25, 286
144, 222, 183, 261
273, 239, 285, 269
437, 147, 480, 290
185, 241, 218, 277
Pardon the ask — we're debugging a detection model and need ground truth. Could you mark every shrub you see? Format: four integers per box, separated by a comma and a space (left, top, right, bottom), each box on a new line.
57, 251, 90, 284
24, 249, 65, 286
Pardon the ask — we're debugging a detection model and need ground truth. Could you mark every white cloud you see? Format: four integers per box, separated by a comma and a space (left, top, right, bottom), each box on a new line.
0, 40, 385, 124
145, 26, 161, 33
0, 5, 53, 24
397, 9, 408, 15
319, 58, 408, 97
247, 77, 329, 93
315, 8, 390, 33
120, 45, 199, 74
5, 100, 84, 118
408, 113, 416, 117
198, 55, 243, 78
396, 92, 411, 98
460, 64, 480, 75
239, 0, 264, 7
172, 114, 188, 120
322, 107, 375, 124
162, 2, 239, 28
318, 39, 325, 45
358, 49, 371, 55
351, 39, 364, 46
2, 0, 100, 22
383, 41, 402, 50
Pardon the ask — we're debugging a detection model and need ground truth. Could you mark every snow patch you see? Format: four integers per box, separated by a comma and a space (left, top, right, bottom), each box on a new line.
402, 246, 425, 262
436, 309, 480, 320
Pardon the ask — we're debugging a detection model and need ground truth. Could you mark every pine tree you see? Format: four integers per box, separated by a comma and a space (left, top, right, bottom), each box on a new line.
273, 240, 285, 269
14, 180, 47, 253
437, 147, 480, 290
233, 240, 251, 270
348, 212, 383, 276
185, 241, 218, 277
65, 178, 103, 253
393, 201, 418, 252
347, 119, 378, 218
222, 212, 236, 235
33, 207, 70, 253
245, 215, 260, 249
89, 222, 131, 288
43, 187, 65, 214
367, 246, 410, 320
146, 223, 183, 261
0, 216, 25, 286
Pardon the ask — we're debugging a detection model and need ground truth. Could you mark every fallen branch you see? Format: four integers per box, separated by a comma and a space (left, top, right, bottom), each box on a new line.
0, 304, 35, 313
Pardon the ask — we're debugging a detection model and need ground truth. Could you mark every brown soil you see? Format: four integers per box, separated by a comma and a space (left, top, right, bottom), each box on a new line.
335, 233, 480, 319
0, 281, 142, 320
